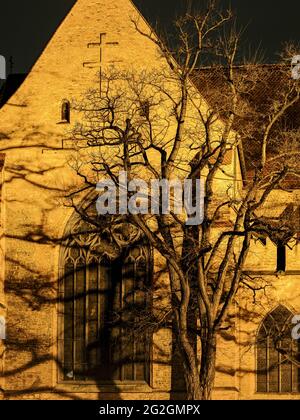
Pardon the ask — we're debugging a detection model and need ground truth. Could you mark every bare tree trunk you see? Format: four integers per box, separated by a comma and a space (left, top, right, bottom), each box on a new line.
199, 333, 216, 400
184, 366, 202, 400
175, 321, 202, 400
179, 333, 216, 400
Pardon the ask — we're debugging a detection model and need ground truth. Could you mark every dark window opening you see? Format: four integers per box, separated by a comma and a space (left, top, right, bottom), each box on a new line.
61, 100, 70, 123
276, 243, 286, 273
139, 100, 150, 119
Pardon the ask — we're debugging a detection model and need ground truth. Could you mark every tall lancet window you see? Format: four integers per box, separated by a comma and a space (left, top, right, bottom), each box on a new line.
276, 242, 286, 273
59, 216, 152, 383
257, 305, 300, 393
61, 99, 70, 123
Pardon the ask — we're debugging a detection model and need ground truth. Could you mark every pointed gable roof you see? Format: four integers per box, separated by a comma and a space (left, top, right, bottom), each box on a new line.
0, 0, 164, 139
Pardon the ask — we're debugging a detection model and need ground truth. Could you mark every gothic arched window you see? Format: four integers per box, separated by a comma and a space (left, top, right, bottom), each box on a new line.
59, 218, 151, 383
257, 305, 300, 393
61, 99, 70, 123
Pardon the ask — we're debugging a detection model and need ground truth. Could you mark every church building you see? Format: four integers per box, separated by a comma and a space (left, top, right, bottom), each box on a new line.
0, 0, 299, 400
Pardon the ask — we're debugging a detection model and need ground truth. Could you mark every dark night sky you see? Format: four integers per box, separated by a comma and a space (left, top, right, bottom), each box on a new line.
0, 0, 299, 74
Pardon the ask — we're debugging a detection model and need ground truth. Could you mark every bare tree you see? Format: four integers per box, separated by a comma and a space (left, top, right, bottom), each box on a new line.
64, 0, 300, 400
